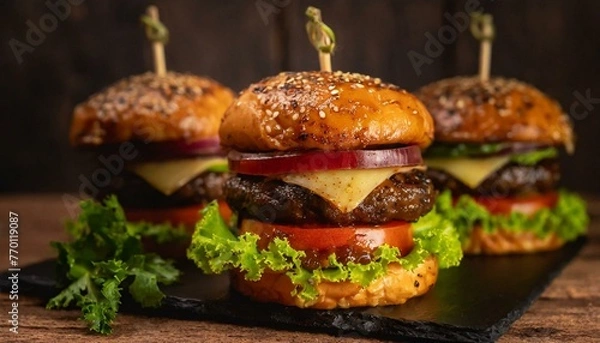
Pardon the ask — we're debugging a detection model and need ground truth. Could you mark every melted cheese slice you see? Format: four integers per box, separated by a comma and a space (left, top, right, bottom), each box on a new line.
282, 166, 420, 213
128, 158, 227, 196
426, 156, 511, 188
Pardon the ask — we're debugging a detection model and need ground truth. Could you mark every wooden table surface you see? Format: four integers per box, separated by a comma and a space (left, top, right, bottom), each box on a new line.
0, 194, 598, 343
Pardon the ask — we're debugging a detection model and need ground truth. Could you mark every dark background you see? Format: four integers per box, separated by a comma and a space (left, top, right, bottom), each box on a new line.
1, 0, 599, 195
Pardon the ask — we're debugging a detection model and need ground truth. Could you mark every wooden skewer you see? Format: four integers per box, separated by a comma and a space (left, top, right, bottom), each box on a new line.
470, 13, 495, 82
319, 50, 332, 73
146, 6, 167, 76
479, 23, 493, 82
305, 6, 336, 72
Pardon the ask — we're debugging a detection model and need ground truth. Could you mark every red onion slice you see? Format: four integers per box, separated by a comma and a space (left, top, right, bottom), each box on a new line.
229, 145, 423, 175
140, 138, 225, 158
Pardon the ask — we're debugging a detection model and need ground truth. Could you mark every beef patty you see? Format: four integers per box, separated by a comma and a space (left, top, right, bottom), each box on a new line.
97, 169, 227, 208
224, 169, 435, 226
427, 159, 560, 197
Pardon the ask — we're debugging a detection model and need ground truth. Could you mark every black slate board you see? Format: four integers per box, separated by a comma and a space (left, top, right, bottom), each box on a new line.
0, 238, 585, 343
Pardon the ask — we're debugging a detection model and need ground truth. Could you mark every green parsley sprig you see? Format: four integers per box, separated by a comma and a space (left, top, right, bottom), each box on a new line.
46, 196, 181, 334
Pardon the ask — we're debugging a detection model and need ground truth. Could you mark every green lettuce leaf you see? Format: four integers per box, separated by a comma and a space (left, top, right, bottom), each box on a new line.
411, 206, 463, 269
205, 163, 229, 173
187, 201, 463, 302
435, 190, 588, 243
424, 143, 504, 158
127, 221, 189, 244
424, 143, 558, 167
510, 148, 558, 166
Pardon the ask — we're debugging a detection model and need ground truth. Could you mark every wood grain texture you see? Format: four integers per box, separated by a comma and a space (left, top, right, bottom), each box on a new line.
0, 194, 598, 342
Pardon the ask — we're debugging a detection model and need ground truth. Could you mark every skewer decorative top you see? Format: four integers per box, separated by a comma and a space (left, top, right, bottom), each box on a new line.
305, 6, 336, 72
141, 5, 169, 77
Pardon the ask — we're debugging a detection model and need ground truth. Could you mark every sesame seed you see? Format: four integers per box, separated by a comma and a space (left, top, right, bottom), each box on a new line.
319, 110, 326, 118
275, 124, 281, 130
412, 110, 418, 114
266, 109, 272, 116
266, 125, 272, 133
273, 111, 279, 118
374, 78, 381, 84
292, 113, 299, 120
328, 85, 336, 90
299, 106, 306, 113
330, 89, 339, 95
333, 106, 339, 112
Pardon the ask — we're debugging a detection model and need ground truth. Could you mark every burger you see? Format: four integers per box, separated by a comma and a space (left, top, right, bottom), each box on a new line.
69, 71, 234, 231
416, 76, 588, 254
187, 71, 462, 309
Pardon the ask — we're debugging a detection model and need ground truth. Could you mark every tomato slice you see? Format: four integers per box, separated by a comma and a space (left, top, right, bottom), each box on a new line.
228, 146, 423, 176
241, 219, 414, 255
472, 192, 558, 216
125, 201, 232, 228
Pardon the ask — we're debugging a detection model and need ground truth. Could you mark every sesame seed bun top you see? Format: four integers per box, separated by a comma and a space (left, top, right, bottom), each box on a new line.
415, 76, 574, 151
219, 71, 434, 152
69, 71, 234, 146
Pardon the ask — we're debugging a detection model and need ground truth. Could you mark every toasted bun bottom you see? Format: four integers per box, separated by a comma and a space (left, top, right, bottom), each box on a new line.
232, 256, 438, 309
463, 227, 564, 255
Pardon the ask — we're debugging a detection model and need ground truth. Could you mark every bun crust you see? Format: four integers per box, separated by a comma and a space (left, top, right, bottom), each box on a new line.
220, 71, 434, 151
415, 77, 574, 151
232, 256, 438, 309
70, 72, 234, 146
463, 227, 564, 254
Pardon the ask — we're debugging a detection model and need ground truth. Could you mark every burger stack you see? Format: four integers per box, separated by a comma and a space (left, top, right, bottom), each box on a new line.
70, 72, 234, 229
416, 77, 588, 254
188, 70, 463, 309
